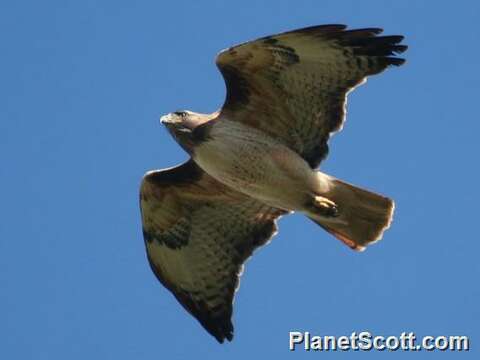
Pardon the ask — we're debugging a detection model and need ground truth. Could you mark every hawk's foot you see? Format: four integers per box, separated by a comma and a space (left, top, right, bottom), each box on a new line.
313, 196, 339, 217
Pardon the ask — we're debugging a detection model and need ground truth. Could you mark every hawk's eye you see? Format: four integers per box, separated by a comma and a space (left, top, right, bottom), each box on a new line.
173, 111, 185, 117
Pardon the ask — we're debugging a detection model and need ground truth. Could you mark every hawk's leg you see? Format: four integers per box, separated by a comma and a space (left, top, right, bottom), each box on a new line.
310, 196, 339, 218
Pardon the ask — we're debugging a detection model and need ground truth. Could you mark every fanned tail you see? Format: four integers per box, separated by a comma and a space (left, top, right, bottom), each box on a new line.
307, 177, 394, 251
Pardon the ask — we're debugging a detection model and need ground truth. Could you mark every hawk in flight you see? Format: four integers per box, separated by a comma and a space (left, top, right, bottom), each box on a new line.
140, 24, 407, 342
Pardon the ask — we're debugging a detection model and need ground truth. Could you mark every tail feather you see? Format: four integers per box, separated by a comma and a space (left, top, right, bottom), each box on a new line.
307, 177, 394, 251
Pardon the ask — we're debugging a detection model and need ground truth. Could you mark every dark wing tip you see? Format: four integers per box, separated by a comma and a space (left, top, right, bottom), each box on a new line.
206, 316, 234, 343
275, 25, 408, 70
146, 253, 235, 344
386, 57, 406, 66
171, 286, 235, 343
328, 30, 408, 75
190, 306, 233, 343
341, 33, 407, 53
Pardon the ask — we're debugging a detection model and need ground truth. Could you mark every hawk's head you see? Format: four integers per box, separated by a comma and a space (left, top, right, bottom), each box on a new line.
161, 110, 195, 131
160, 110, 213, 153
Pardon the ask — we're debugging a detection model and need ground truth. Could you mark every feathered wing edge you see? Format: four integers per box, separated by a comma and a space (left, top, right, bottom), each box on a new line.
215, 24, 407, 168
140, 160, 286, 342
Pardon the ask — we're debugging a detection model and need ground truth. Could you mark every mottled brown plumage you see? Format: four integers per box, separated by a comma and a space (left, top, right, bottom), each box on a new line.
140, 160, 286, 342
216, 24, 406, 167
140, 24, 407, 343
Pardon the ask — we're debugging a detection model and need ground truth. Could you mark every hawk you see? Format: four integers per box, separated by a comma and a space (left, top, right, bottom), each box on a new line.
140, 24, 407, 343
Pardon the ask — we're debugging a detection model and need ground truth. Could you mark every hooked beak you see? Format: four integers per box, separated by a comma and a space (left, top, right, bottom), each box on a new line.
160, 114, 171, 124
160, 113, 191, 133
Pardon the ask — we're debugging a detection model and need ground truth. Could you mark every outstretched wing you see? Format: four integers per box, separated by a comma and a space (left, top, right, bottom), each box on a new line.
139, 159, 285, 343
216, 24, 407, 168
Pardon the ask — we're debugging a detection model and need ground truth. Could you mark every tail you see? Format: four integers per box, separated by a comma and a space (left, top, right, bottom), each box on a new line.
307, 177, 395, 251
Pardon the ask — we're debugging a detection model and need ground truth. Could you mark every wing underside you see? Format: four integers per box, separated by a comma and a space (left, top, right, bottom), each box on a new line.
140, 159, 285, 342
216, 24, 407, 167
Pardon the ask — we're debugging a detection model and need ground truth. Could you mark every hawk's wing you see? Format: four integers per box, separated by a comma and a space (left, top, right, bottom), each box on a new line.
216, 24, 407, 168
140, 159, 285, 343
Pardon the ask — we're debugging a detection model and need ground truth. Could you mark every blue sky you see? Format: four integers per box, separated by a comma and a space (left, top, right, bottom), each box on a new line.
1, 0, 478, 359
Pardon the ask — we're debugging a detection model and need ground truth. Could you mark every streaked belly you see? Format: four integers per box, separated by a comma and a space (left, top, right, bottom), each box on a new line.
193, 121, 316, 209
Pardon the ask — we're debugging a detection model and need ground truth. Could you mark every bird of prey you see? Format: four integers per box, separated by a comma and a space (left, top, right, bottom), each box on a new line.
140, 24, 407, 343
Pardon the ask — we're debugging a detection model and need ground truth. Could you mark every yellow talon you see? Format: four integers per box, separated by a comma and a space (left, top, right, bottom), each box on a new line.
314, 196, 339, 217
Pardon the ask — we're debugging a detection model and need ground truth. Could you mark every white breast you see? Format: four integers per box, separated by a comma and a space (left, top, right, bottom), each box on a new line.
193, 120, 320, 210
